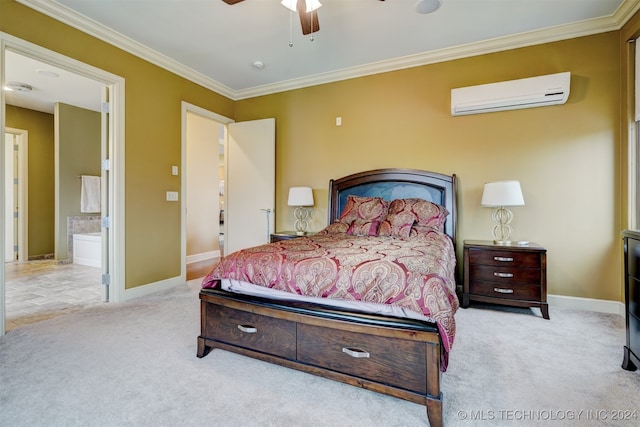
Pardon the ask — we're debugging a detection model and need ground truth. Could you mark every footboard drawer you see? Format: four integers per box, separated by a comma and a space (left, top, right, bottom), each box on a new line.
470, 280, 541, 300
297, 323, 427, 394
203, 303, 296, 359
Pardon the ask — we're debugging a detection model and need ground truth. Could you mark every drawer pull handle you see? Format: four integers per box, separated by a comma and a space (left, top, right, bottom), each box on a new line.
494, 256, 513, 262
494, 287, 514, 294
237, 324, 257, 334
494, 272, 514, 278
342, 347, 370, 358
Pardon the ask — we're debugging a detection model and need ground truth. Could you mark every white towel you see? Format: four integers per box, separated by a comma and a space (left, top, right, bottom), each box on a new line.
81, 175, 101, 213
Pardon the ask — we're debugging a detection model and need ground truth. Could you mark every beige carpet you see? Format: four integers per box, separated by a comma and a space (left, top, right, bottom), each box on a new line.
1, 279, 639, 426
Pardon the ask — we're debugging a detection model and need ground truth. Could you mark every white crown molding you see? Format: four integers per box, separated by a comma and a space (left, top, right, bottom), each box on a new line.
16, 0, 237, 99
17, 0, 640, 101
236, 0, 640, 99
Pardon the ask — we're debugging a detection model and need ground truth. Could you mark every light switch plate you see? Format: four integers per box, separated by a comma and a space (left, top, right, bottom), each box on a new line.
166, 191, 179, 201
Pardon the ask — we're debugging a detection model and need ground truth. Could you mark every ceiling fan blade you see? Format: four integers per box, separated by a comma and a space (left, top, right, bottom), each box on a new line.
297, 0, 320, 35
222, 0, 244, 4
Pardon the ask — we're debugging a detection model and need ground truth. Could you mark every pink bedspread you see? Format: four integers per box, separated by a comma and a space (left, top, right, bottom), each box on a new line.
202, 231, 459, 371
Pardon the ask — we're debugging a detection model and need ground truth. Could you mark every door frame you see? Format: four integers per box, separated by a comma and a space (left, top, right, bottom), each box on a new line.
180, 102, 233, 280
0, 33, 126, 335
4, 127, 28, 262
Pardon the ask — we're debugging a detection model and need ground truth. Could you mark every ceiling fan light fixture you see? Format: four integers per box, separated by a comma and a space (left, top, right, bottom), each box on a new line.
415, 0, 442, 14
305, 0, 322, 13
281, 0, 297, 12
281, 0, 321, 13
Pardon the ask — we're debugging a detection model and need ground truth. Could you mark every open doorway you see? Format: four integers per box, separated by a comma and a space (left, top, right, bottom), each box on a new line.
182, 103, 232, 281
0, 35, 125, 335
181, 103, 275, 282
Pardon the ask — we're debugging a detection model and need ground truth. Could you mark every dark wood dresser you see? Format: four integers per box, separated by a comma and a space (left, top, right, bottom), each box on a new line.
622, 230, 640, 371
463, 240, 549, 319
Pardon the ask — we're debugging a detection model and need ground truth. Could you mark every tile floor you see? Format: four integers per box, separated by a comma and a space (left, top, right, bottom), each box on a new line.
3, 258, 218, 332
4, 260, 103, 331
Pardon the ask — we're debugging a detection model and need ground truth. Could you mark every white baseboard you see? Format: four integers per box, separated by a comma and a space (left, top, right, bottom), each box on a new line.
122, 275, 185, 301
186, 251, 219, 264
548, 294, 625, 316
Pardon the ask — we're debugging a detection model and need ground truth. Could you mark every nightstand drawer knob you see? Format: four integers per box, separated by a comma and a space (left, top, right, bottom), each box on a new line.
493, 287, 514, 294
237, 324, 258, 334
342, 347, 370, 358
494, 272, 514, 278
494, 256, 514, 262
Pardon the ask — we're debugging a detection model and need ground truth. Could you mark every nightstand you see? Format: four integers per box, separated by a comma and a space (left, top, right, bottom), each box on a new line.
463, 240, 549, 319
270, 231, 317, 243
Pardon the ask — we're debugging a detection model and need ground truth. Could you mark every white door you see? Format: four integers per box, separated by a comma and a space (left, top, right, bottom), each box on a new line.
100, 87, 110, 301
4, 133, 16, 262
225, 118, 275, 255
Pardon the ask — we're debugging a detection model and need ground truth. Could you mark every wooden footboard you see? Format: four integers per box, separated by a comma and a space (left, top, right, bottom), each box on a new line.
197, 287, 443, 427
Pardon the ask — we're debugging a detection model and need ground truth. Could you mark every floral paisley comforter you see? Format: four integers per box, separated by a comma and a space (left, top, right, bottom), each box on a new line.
202, 230, 459, 370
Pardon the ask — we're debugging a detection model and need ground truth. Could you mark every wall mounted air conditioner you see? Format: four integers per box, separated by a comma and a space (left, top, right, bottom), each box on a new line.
451, 72, 570, 116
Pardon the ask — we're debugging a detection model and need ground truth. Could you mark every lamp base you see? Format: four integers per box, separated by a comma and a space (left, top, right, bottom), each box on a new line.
493, 240, 512, 245
491, 207, 514, 244
294, 206, 310, 235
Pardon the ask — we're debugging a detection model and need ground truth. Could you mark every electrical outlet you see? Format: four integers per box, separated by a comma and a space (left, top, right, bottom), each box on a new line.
166, 191, 179, 201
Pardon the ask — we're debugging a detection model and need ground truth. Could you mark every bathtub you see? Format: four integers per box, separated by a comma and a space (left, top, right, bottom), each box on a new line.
73, 232, 102, 268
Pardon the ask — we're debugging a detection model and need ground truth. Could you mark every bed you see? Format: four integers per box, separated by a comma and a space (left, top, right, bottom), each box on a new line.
197, 168, 458, 427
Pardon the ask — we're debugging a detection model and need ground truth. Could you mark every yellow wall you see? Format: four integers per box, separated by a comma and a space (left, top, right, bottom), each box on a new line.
0, 1, 629, 301
5, 105, 54, 258
237, 32, 621, 301
1, 1, 234, 289
55, 103, 101, 260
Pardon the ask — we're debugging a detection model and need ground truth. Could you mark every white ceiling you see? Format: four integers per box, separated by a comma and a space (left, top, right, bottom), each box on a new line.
4, 50, 104, 113
5, 0, 640, 113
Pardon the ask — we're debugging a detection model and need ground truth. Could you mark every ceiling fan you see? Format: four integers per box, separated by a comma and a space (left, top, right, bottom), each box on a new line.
222, 0, 320, 35
221, 1, 441, 36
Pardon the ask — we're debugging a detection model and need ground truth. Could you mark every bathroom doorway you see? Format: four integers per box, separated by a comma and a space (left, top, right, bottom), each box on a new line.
0, 35, 125, 334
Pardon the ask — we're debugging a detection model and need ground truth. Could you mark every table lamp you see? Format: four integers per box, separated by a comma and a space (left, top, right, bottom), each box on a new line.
288, 187, 314, 235
481, 180, 525, 245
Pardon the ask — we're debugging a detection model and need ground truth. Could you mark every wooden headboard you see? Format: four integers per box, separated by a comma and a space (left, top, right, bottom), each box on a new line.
328, 168, 457, 243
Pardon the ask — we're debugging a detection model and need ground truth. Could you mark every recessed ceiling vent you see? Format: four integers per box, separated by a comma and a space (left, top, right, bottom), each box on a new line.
3, 82, 33, 92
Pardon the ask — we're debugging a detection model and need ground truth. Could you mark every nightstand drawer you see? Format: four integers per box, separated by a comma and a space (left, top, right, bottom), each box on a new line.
469, 249, 541, 268
203, 304, 296, 359
297, 323, 427, 394
627, 237, 640, 279
629, 276, 640, 318
469, 281, 541, 300
469, 264, 540, 286
629, 313, 640, 361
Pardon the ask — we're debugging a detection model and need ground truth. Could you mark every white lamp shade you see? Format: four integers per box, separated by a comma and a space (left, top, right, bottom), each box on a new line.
288, 187, 314, 206
481, 181, 525, 207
